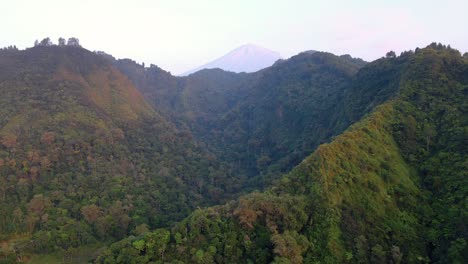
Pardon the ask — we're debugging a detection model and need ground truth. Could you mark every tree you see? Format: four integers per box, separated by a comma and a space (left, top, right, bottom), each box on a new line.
134, 224, 149, 235
423, 123, 436, 152
28, 194, 50, 215
371, 244, 386, 263
58, 37, 66, 46
386, 51, 396, 58
67, 37, 80, 47
271, 231, 309, 264
354, 235, 369, 263
81, 204, 102, 224
1, 133, 17, 149
39, 37, 52, 46
145, 229, 170, 261
34, 40, 39, 46
132, 239, 145, 252
391, 245, 403, 264
41, 132, 55, 145
448, 238, 467, 263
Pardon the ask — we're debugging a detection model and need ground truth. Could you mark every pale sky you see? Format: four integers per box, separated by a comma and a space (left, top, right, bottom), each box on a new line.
1, 0, 467, 74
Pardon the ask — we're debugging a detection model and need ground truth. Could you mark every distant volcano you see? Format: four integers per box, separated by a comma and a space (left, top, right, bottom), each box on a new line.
182, 44, 281, 75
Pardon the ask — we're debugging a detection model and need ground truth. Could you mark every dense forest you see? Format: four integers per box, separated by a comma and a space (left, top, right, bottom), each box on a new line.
0, 45, 240, 262
96, 45, 467, 263
0, 43, 466, 263
111, 52, 371, 188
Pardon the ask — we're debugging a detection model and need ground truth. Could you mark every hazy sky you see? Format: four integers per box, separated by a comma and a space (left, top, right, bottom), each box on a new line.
2, 0, 467, 74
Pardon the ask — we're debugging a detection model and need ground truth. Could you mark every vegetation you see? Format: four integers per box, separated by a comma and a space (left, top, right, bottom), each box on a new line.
113, 52, 370, 189
0, 45, 238, 261
0, 43, 466, 263
96, 44, 467, 263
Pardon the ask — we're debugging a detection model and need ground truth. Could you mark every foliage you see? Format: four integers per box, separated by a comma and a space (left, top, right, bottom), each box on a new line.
97, 44, 467, 263
1, 43, 466, 263
0, 46, 238, 259
113, 52, 371, 190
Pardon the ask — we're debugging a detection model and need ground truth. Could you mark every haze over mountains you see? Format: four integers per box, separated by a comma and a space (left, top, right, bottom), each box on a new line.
0, 40, 466, 263
182, 44, 282, 75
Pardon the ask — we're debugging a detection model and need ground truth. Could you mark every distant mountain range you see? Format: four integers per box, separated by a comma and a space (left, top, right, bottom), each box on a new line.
182, 44, 282, 75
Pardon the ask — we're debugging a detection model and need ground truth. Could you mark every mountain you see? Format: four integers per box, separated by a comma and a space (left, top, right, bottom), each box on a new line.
112, 51, 369, 190
112, 59, 253, 128
0, 45, 240, 258
96, 44, 467, 263
0, 43, 466, 263
210, 52, 370, 186
182, 44, 282, 75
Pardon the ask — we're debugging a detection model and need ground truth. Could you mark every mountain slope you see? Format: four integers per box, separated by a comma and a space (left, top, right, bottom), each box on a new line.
114, 51, 370, 190
209, 52, 371, 186
112, 59, 253, 129
0, 46, 238, 255
182, 44, 281, 75
96, 44, 467, 263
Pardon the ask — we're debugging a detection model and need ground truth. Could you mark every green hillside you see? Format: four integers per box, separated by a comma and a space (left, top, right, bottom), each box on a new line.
212, 52, 369, 186
114, 52, 370, 189
0, 46, 239, 259
111, 59, 252, 131
96, 44, 467, 263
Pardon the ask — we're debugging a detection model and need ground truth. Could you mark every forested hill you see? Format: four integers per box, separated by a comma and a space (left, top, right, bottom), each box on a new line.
0, 45, 373, 261
111, 59, 253, 131
113, 52, 370, 189
210, 52, 370, 186
96, 44, 467, 263
0, 45, 241, 256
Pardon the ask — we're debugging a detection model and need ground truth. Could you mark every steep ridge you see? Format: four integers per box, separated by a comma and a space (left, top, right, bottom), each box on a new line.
96, 44, 467, 263
0, 46, 238, 254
